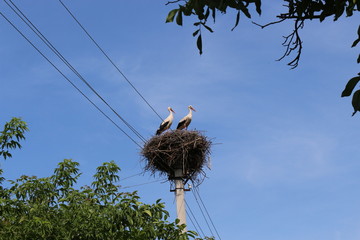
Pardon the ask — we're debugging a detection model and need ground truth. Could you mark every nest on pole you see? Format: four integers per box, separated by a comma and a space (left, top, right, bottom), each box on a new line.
141, 130, 212, 183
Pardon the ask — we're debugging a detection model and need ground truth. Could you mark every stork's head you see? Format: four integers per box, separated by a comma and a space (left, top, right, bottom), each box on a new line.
168, 107, 175, 113
189, 105, 196, 112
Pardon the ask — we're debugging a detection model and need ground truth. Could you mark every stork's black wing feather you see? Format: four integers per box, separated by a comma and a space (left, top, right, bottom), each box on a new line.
176, 119, 186, 130
156, 121, 170, 135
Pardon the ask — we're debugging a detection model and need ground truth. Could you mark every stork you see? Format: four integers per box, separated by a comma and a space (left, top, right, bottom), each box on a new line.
176, 105, 196, 130
156, 107, 175, 135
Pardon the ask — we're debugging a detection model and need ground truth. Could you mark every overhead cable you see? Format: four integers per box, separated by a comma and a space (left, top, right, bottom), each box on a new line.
121, 172, 144, 181
185, 200, 205, 238
0, 10, 141, 148
185, 208, 202, 239
193, 185, 222, 240
58, 0, 164, 122
191, 185, 215, 238
5, 0, 147, 143
119, 179, 165, 189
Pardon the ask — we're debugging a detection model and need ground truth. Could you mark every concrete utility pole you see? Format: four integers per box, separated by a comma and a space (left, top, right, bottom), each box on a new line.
174, 169, 187, 231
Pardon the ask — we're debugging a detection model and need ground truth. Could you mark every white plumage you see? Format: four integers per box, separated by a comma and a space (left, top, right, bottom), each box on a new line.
156, 107, 175, 135
176, 105, 196, 130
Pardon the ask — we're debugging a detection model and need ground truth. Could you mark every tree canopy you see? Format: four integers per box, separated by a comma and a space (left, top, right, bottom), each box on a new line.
0, 117, 28, 160
0, 119, 205, 239
0, 159, 202, 239
165, 0, 359, 114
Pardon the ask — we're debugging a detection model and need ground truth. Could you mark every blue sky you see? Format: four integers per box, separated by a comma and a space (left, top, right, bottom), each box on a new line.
1, 1, 360, 239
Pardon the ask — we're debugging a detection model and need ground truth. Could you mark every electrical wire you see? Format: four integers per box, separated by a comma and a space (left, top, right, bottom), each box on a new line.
120, 171, 144, 181
5, 0, 147, 144
119, 179, 164, 189
58, 0, 164, 122
185, 200, 205, 238
2, 2, 179, 181
0, 10, 141, 148
193, 185, 222, 240
5, 1, 183, 181
57, 0, 191, 169
191, 186, 215, 238
185, 208, 202, 239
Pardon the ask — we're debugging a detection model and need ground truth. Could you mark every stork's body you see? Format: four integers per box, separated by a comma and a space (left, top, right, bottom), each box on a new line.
177, 105, 196, 130
156, 107, 175, 135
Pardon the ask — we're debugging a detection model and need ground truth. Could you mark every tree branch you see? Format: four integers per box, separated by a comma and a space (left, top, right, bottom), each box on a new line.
252, 19, 286, 29
165, 0, 183, 6
276, 14, 323, 20
277, 19, 304, 69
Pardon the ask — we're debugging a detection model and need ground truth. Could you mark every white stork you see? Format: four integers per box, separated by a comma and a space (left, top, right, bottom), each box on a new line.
176, 105, 196, 130
156, 107, 175, 135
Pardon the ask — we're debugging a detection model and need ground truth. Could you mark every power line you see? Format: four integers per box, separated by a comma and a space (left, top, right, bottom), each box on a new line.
185, 208, 202, 239
5, 0, 147, 143
185, 200, 205, 238
58, 0, 164, 122
121, 172, 144, 181
53, 1, 191, 179
0, 10, 141, 148
193, 185, 222, 240
4, 1, 183, 183
119, 179, 164, 189
191, 186, 215, 238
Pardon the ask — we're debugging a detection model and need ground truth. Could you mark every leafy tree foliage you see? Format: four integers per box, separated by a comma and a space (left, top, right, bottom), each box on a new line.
0, 159, 202, 239
165, 0, 358, 64
0, 117, 28, 160
165, 0, 359, 113
0, 120, 204, 239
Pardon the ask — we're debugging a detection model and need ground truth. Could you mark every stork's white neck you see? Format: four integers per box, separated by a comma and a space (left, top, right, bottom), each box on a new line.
187, 108, 193, 117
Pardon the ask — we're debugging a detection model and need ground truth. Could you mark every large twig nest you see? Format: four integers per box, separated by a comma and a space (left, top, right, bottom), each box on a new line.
141, 130, 212, 182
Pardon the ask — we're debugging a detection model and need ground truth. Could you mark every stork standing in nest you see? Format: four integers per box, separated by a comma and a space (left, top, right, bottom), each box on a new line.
156, 107, 175, 135
177, 105, 196, 130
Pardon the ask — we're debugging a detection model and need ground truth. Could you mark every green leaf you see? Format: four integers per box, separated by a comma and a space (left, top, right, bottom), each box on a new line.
166, 9, 179, 23
352, 89, 360, 116
196, 34, 203, 55
182, 6, 192, 16
231, 11, 240, 31
357, 54, 360, 64
126, 214, 134, 225
238, 2, 251, 18
176, 9, 183, 26
346, 5, 354, 17
203, 24, 213, 33
193, 29, 200, 37
352, 38, 360, 48
255, 0, 262, 15
341, 76, 360, 97
319, 11, 326, 22
334, 5, 345, 21
144, 210, 152, 217
187, 230, 198, 236
211, 7, 216, 22
204, 7, 210, 19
